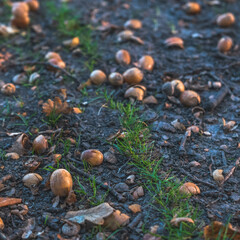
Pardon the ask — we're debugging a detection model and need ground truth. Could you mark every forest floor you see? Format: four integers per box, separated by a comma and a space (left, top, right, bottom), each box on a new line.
0, 0, 240, 239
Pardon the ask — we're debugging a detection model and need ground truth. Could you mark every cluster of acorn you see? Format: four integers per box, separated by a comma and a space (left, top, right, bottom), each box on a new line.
10, 0, 39, 28
162, 80, 201, 107
78, 49, 155, 102
45, 52, 66, 70
182, 2, 235, 53
22, 133, 103, 197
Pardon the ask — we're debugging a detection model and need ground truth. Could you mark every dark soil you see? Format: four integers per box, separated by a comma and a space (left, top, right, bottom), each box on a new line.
0, 0, 240, 239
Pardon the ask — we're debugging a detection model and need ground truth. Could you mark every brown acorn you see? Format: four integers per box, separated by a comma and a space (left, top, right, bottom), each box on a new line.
33, 135, 48, 155
171, 80, 185, 97
90, 70, 106, 85
179, 182, 200, 195
108, 72, 124, 86
180, 90, 201, 107
124, 85, 146, 101
123, 68, 143, 84
138, 56, 154, 71
217, 36, 233, 52
183, 2, 201, 14
81, 149, 103, 166
124, 19, 142, 29
115, 49, 131, 65
216, 13, 235, 27
50, 169, 73, 197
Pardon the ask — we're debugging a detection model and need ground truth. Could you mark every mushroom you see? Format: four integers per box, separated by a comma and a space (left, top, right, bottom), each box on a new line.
124, 85, 146, 101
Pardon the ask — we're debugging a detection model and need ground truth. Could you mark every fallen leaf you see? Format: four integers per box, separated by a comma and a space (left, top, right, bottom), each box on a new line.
103, 210, 130, 230
0, 24, 18, 36
5, 152, 20, 160
170, 217, 194, 227
65, 202, 114, 225
22, 218, 35, 239
204, 221, 240, 240
42, 97, 72, 116
66, 190, 77, 205
132, 186, 144, 199
0, 197, 22, 208
143, 233, 161, 240
73, 107, 82, 114
129, 204, 141, 213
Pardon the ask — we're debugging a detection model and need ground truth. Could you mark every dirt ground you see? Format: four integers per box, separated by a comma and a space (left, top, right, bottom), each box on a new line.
0, 0, 240, 239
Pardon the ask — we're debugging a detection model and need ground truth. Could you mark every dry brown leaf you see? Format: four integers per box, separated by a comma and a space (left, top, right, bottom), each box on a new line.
170, 217, 194, 227
42, 97, 72, 116
0, 197, 22, 208
204, 221, 240, 240
65, 202, 114, 225
5, 152, 20, 160
103, 210, 130, 230
132, 186, 144, 199
66, 190, 77, 205
73, 107, 82, 114
128, 204, 141, 213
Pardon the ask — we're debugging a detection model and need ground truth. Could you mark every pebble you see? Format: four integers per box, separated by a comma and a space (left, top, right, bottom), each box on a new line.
114, 183, 129, 193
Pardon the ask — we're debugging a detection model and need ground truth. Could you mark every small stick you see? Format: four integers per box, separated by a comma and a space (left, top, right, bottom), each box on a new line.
179, 130, 191, 155
128, 213, 143, 229
221, 151, 227, 166
204, 86, 229, 111
38, 128, 62, 135
68, 163, 125, 202
179, 168, 217, 189
221, 158, 240, 184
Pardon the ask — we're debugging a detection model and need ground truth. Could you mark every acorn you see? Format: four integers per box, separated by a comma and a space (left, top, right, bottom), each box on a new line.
22, 173, 43, 188
45, 52, 62, 61
138, 56, 154, 71
124, 85, 146, 101
164, 37, 184, 49
217, 36, 233, 52
81, 149, 103, 166
108, 72, 124, 86
123, 68, 143, 84
183, 2, 201, 14
115, 49, 131, 65
162, 82, 174, 96
12, 2, 29, 14
117, 30, 134, 42
25, 0, 39, 11
11, 2, 30, 28
48, 58, 66, 69
50, 169, 73, 197
11, 16, 30, 28
90, 70, 106, 85
216, 13, 235, 27
124, 19, 142, 29
213, 169, 224, 182
171, 80, 185, 97
179, 182, 200, 195
33, 135, 48, 155
1, 83, 16, 95
180, 90, 201, 107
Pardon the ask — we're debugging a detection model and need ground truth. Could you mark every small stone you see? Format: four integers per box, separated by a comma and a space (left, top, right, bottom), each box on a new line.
62, 223, 80, 236
104, 151, 117, 164
126, 175, 135, 185
114, 183, 129, 193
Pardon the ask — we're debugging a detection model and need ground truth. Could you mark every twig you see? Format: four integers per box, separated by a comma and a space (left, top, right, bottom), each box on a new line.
38, 128, 62, 135
179, 168, 217, 189
4, 61, 79, 82
68, 163, 125, 202
221, 158, 240, 184
128, 213, 142, 229
179, 130, 191, 155
204, 86, 229, 111
221, 151, 227, 166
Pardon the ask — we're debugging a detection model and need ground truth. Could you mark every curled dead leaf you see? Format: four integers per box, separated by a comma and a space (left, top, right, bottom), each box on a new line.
8, 133, 31, 156
42, 97, 72, 116
0, 217, 4, 230
129, 204, 141, 213
170, 217, 194, 227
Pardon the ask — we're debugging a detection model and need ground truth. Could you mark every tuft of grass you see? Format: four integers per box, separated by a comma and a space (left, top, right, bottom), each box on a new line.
0, 149, 7, 161
102, 90, 201, 239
